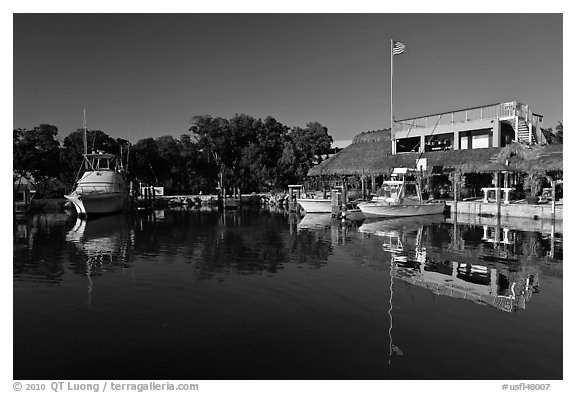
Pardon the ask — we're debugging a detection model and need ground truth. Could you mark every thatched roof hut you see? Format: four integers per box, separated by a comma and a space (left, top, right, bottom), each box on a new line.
308, 129, 563, 176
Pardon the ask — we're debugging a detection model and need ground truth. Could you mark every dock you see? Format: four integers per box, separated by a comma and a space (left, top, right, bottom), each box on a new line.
446, 199, 562, 221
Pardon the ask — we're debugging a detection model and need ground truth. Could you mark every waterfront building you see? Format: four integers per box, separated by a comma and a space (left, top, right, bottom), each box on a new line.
392, 101, 547, 154
305, 101, 562, 219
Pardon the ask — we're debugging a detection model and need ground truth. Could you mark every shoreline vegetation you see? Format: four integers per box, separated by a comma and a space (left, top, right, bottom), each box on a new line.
13, 114, 333, 200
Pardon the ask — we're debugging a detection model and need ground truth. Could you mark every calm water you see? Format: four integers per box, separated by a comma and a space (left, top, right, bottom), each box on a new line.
13, 208, 563, 380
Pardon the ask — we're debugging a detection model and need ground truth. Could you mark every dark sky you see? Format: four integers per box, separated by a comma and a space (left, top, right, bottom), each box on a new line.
13, 13, 563, 143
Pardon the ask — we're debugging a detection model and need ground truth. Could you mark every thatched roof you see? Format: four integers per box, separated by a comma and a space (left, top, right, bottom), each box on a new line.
308, 129, 563, 176
507, 144, 563, 172
308, 129, 394, 176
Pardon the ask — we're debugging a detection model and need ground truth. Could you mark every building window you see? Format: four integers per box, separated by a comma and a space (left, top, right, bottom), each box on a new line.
396, 136, 420, 153
472, 134, 490, 149
425, 133, 453, 152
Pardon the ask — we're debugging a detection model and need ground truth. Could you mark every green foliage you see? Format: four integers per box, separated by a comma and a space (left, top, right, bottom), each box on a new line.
13, 124, 62, 183
541, 121, 563, 144
524, 168, 547, 197
14, 114, 334, 196
189, 114, 332, 193
287, 122, 333, 184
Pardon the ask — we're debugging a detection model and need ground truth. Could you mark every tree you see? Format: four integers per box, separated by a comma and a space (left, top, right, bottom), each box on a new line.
237, 116, 290, 191
293, 121, 333, 160
524, 168, 547, 197
180, 133, 218, 194
277, 139, 305, 187
187, 114, 335, 193
541, 121, 563, 144
13, 125, 62, 191
554, 121, 563, 143
284, 121, 333, 186
156, 135, 186, 192
130, 138, 161, 186
189, 115, 231, 193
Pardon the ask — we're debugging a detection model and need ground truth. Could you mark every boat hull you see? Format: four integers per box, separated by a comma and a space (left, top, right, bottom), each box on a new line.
358, 201, 445, 218
296, 198, 332, 214
65, 192, 128, 215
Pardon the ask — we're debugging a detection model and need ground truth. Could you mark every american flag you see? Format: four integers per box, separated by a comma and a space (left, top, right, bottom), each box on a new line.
392, 41, 405, 55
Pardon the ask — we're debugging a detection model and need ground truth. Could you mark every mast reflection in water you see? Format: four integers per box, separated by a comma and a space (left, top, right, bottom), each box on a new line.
13, 209, 562, 380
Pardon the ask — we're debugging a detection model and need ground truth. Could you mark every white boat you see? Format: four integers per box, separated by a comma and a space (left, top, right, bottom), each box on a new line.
65, 152, 128, 216
358, 168, 445, 218
295, 196, 332, 214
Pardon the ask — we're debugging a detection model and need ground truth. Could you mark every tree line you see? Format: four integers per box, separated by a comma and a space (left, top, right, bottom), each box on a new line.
541, 121, 563, 145
13, 114, 333, 197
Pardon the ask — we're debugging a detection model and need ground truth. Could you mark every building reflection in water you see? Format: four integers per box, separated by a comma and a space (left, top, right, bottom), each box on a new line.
358, 214, 546, 313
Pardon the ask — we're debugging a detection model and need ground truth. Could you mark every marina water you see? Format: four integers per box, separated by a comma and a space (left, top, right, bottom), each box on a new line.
13, 209, 562, 380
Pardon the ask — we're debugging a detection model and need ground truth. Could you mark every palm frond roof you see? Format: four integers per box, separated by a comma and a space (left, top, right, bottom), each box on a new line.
308, 129, 563, 176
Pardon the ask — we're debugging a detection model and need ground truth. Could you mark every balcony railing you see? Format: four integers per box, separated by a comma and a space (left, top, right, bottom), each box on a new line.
394, 101, 540, 133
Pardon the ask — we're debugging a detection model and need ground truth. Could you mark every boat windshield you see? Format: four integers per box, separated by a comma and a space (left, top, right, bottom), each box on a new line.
378, 183, 401, 199
404, 183, 418, 198
84, 154, 118, 171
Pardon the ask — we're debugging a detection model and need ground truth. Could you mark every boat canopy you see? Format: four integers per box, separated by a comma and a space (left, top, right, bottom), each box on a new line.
83, 152, 120, 171
376, 178, 422, 203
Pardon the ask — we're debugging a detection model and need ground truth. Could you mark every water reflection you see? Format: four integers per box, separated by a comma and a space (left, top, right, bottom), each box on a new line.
66, 216, 134, 262
65, 215, 135, 305
13, 213, 76, 284
296, 213, 334, 230
449, 214, 562, 260
13, 210, 563, 379
356, 214, 559, 313
14, 210, 561, 305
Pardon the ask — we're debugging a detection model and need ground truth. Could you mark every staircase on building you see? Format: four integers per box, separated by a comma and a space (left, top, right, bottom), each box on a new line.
514, 119, 535, 144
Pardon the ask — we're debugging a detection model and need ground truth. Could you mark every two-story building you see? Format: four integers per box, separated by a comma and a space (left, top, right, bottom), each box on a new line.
392, 101, 547, 154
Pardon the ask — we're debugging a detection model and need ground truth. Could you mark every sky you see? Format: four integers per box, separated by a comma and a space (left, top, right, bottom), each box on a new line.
13, 13, 563, 144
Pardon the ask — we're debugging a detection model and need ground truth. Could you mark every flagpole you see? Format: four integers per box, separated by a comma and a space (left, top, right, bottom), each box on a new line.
390, 39, 395, 154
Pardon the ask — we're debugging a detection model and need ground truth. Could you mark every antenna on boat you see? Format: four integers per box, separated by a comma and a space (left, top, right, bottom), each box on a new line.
83, 109, 89, 170
83, 109, 88, 156
126, 125, 132, 175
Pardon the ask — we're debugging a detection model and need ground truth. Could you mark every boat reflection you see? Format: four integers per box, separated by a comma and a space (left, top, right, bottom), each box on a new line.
358, 214, 445, 237
65, 215, 135, 305
66, 215, 134, 262
297, 213, 335, 230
